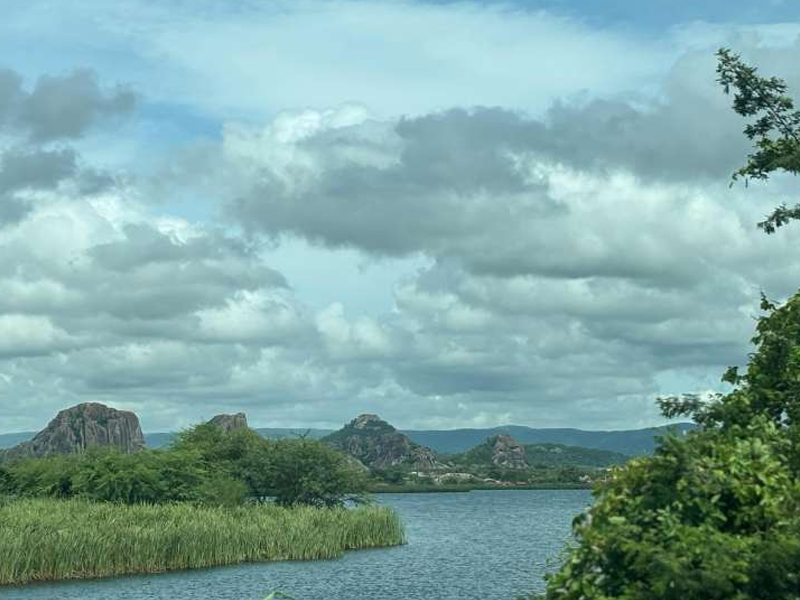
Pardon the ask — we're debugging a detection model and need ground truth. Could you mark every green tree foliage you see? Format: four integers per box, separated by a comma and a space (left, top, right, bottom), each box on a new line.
540, 419, 800, 599
3, 449, 213, 504
717, 48, 800, 232
3, 454, 81, 498
170, 425, 367, 507
535, 50, 800, 600
267, 438, 368, 508
170, 423, 275, 498
0, 424, 366, 508
69, 450, 212, 504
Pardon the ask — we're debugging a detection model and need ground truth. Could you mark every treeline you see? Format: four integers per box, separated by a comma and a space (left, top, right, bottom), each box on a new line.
0, 423, 367, 507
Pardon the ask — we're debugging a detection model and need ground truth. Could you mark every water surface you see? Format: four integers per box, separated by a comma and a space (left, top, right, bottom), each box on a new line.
4, 490, 591, 600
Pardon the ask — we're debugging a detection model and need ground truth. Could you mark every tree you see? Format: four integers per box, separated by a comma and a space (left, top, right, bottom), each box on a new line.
532, 50, 800, 600
717, 48, 800, 233
266, 438, 368, 508
170, 423, 275, 498
170, 424, 366, 506
0, 421, 367, 508
69, 449, 214, 504
1, 454, 80, 498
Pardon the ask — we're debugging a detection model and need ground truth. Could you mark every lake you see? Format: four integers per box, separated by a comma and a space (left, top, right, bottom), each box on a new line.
3, 490, 592, 600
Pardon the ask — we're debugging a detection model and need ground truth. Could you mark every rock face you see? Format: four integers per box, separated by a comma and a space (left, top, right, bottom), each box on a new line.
324, 414, 441, 471
0, 402, 145, 461
207, 413, 248, 434
455, 434, 529, 470
489, 434, 528, 469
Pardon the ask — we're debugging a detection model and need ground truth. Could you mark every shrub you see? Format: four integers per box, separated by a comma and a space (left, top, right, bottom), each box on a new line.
538, 294, 800, 600
267, 438, 368, 508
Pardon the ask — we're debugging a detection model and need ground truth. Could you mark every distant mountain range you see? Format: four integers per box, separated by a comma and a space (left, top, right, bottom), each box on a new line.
0, 422, 693, 457
402, 423, 695, 456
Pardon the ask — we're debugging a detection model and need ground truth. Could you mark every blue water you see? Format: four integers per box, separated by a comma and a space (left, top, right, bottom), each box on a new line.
2, 490, 591, 600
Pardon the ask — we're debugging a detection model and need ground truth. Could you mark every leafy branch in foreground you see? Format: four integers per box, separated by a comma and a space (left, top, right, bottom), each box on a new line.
717, 48, 800, 233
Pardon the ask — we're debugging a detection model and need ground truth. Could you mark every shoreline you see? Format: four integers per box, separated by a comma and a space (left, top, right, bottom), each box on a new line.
370, 482, 592, 493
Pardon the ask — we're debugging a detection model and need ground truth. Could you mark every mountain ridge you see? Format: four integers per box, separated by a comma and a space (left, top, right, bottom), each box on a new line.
0, 422, 694, 457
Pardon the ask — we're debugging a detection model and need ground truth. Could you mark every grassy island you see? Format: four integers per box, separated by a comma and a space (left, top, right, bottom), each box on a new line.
0, 421, 405, 585
0, 498, 403, 585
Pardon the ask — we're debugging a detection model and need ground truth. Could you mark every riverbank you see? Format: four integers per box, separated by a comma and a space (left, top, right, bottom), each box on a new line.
370, 482, 591, 493
0, 498, 404, 585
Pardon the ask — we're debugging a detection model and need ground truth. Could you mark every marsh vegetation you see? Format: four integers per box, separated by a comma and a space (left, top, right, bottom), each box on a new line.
0, 498, 403, 585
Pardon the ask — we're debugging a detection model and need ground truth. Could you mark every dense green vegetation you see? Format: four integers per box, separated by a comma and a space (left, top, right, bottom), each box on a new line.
448, 441, 627, 470
529, 50, 800, 600
0, 498, 403, 585
524, 444, 628, 468
0, 424, 367, 508
0, 422, 401, 586
369, 462, 605, 489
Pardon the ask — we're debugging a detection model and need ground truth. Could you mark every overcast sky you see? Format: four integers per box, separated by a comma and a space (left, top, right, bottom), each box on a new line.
1, 0, 800, 434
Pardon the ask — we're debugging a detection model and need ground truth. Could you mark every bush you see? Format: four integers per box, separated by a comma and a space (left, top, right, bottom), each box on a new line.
538, 294, 800, 600
267, 438, 368, 508
1, 454, 81, 498
0, 424, 368, 509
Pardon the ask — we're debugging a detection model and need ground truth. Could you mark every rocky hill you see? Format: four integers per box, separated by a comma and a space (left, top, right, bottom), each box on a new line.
0, 402, 145, 462
453, 434, 529, 470
207, 413, 249, 434
451, 434, 629, 470
323, 414, 441, 471
523, 443, 628, 468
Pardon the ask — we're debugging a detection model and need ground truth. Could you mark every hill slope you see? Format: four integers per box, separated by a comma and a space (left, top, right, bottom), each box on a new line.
449, 435, 629, 470
523, 443, 629, 468
323, 414, 440, 470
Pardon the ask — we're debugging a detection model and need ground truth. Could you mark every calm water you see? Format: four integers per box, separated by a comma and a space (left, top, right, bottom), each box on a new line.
3, 490, 591, 600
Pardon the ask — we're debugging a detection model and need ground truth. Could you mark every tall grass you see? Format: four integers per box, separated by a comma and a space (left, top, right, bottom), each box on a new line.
0, 498, 404, 585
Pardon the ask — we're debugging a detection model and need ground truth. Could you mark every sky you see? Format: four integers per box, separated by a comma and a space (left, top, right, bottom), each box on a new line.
1, 0, 800, 434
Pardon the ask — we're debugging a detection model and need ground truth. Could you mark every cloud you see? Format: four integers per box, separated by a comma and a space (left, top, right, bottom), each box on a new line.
0, 0, 671, 120
209, 39, 798, 292
0, 68, 135, 141
0, 68, 134, 228
0, 148, 78, 191
3, 12, 800, 435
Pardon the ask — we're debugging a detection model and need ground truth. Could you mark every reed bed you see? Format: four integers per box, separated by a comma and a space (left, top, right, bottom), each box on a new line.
0, 498, 404, 585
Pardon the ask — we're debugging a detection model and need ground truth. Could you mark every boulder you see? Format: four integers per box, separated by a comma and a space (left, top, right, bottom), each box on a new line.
490, 434, 528, 469
0, 402, 145, 461
207, 412, 249, 434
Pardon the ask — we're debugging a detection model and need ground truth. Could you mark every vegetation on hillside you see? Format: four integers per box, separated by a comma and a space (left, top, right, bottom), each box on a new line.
524, 444, 628, 468
449, 439, 627, 470
528, 49, 800, 600
0, 498, 403, 585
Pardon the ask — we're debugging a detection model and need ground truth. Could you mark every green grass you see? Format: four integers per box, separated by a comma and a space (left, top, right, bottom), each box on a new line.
0, 498, 404, 585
